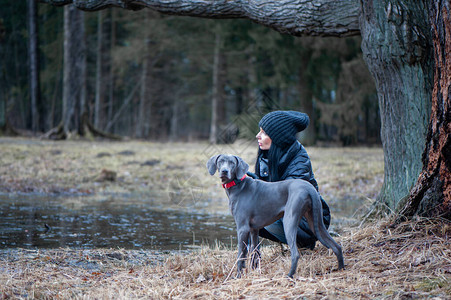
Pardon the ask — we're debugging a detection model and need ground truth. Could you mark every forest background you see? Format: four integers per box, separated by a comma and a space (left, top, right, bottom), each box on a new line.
0, 1, 379, 146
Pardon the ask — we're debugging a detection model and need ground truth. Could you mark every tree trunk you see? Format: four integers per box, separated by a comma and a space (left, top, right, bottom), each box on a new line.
136, 48, 149, 138
397, 0, 451, 220
107, 9, 116, 124
169, 100, 179, 142
359, 0, 433, 209
94, 10, 104, 129
28, 0, 42, 133
0, 19, 5, 132
136, 11, 152, 139
78, 15, 87, 136
209, 29, 222, 144
217, 49, 227, 134
298, 53, 316, 145
62, 5, 86, 134
45, 4, 88, 140
62, 5, 75, 135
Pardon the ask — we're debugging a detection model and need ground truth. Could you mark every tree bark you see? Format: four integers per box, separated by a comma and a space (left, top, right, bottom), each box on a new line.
397, 0, 451, 220
40, 0, 360, 37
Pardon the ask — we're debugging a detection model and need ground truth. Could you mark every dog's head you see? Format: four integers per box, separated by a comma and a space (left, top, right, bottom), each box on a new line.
206, 154, 249, 184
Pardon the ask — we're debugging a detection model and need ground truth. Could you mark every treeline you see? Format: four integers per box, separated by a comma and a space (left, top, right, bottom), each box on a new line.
0, 2, 379, 145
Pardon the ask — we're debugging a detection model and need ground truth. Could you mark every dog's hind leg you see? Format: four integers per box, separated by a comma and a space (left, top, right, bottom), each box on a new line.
249, 229, 260, 269
282, 213, 300, 278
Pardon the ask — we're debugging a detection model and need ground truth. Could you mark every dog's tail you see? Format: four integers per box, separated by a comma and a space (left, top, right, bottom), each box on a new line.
310, 186, 345, 270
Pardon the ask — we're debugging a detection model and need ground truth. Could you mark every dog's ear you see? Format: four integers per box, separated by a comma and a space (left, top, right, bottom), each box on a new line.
206, 155, 220, 175
234, 156, 249, 179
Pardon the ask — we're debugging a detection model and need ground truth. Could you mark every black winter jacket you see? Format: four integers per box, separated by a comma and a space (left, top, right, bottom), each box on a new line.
255, 141, 331, 229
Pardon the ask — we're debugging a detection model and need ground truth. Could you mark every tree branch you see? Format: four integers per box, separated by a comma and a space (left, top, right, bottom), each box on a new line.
40, 0, 360, 37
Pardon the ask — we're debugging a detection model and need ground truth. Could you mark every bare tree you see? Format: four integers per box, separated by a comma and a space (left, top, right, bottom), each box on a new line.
209, 25, 226, 144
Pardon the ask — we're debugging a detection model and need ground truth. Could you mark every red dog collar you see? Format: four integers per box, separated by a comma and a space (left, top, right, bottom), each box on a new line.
222, 175, 247, 189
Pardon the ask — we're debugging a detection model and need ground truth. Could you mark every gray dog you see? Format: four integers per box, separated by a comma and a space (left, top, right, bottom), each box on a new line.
207, 154, 344, 278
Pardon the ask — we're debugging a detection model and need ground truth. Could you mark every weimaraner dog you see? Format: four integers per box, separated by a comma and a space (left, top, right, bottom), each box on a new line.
207, 154, 344, 278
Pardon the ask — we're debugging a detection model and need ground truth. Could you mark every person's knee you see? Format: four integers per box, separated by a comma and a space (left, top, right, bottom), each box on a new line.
260, 220, 287, 244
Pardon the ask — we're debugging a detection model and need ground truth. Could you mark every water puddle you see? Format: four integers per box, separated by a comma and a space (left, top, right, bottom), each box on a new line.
0, 194, 236, 250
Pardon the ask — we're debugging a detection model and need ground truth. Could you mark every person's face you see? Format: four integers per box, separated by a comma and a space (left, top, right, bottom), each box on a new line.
256, 128, 272, 150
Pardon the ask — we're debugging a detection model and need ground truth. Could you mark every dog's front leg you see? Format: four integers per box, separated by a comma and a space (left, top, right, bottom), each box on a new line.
236, 229, 249, 278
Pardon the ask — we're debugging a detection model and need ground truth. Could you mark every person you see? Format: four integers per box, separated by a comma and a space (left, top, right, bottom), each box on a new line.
247, 110, 331, 250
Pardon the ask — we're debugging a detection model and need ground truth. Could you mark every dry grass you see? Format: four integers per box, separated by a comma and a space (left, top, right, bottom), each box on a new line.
2, 138, 447, 298
0, 138, 383, 214
0, 218, 449, 299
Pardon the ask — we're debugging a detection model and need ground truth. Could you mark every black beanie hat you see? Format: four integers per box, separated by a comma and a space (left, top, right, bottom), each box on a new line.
259, 110, 309, 148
